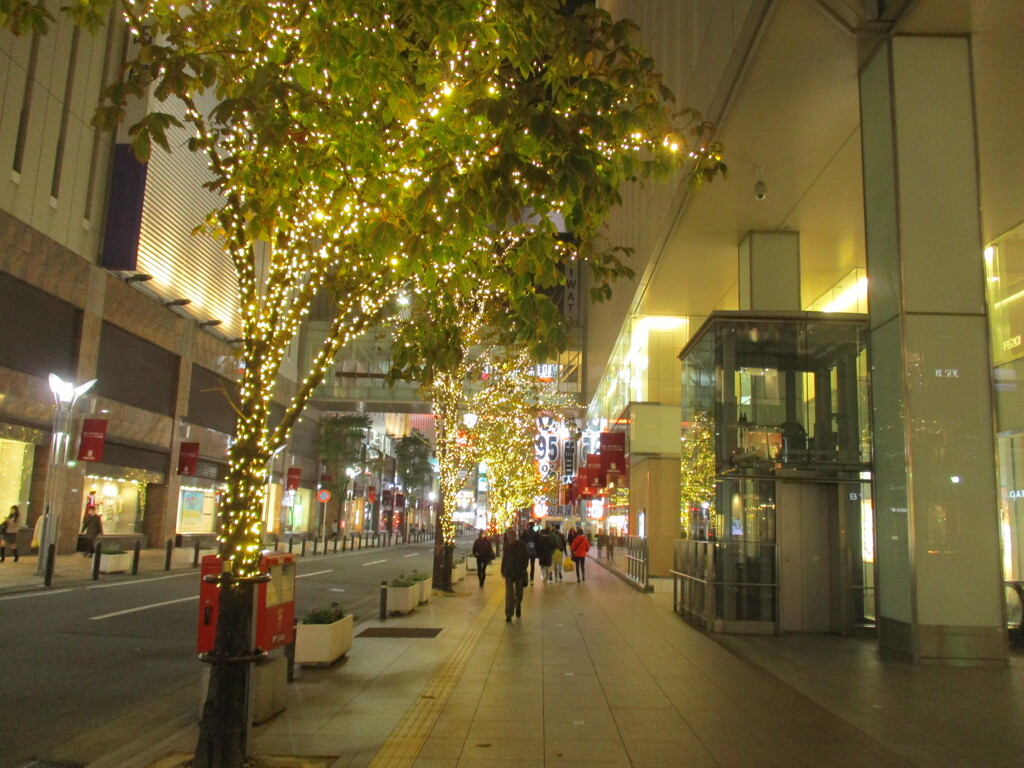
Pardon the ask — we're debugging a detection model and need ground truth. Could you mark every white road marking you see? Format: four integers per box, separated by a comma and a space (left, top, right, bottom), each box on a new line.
362, 559, 386, 566
296, 570, 332, 579
403, 553, 419, 558
90, 595, 196, 621
87, 572, 196, 589
0, 588, 72, 601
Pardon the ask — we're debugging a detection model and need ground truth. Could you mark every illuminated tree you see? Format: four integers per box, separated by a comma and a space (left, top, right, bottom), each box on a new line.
681, 409, 716, 535
474, 349, 546, 531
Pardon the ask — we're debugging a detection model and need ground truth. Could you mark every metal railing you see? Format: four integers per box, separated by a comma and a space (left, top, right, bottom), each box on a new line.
621, 535, 651, 592
671, 539, 779, 630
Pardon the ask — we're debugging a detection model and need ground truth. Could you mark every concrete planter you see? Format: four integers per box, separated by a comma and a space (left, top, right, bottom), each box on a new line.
99, 552, 131, 573
387, 583, 418, 614
416, 576, 432, 604
294, 614, 353, 665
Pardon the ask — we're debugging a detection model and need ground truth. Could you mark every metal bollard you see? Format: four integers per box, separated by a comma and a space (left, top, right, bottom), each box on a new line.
301, 538, 307, 557
132, 540, 141, 575
358, 535, 362, 550
92, 542, 102, 580
192, 538, 201, 567
165, 539, 173, 570
379, 580, 388, 620
288, 537, 294, 554
333, 535, 339, 553
285, 621, 297, 683
312, 538, 318, 556
44, 543, 55, 587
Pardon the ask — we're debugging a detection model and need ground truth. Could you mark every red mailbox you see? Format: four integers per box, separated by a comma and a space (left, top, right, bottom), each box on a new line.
197, 552, 297, 654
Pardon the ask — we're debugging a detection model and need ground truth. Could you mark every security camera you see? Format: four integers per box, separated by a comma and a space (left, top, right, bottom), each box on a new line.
754, 179, 767, 200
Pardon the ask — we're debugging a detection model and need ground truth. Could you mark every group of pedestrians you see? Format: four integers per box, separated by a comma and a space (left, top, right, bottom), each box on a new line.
469, 522, 593, 623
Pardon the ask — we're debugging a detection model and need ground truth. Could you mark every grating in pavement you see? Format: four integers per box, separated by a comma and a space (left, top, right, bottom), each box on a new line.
19, 761, 86, 768
357, 627, 442, 638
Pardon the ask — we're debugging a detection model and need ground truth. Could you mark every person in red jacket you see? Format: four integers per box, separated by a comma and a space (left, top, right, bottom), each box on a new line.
570, 526, 590, 582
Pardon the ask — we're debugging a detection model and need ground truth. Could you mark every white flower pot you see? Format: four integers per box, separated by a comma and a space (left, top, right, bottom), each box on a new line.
99, 552, 131, 574
294, 614, 353, 665
387, 583, 418, 614
452, 561, 465, 583
416, 576, 432, 604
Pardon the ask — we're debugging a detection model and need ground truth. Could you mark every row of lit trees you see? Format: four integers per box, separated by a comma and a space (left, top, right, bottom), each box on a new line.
5, 1, 723, 765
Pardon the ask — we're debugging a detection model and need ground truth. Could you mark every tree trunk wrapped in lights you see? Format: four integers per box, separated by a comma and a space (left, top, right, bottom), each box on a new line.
681, 409, 716, 537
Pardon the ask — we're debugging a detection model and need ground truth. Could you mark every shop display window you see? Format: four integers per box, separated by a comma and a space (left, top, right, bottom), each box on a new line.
177, 485, 221, 534
985, 228, 1024, 368
0, 438, 34, 513
82, 477, 142, 535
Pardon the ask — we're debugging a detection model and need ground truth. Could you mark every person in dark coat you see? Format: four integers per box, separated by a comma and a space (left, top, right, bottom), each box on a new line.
500, 528, 528, 621
535, 525, 555, 582
472, 529, 495, 587
520, 523, 538, 584
80, 506, 103, 556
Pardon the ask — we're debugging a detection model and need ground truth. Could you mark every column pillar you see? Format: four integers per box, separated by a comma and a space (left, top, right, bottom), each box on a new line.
860, 36, 1005, 662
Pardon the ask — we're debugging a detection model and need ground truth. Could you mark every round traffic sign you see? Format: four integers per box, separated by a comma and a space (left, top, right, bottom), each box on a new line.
317, 488, 332, 503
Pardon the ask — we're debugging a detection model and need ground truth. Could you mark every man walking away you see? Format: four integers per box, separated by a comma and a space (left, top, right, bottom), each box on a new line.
520, 523, 538, 584
536, 525, 555, 582
472, 529, 495, 587
501, 528, 528, 621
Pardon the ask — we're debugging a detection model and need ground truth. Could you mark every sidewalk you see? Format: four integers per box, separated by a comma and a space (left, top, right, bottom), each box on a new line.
0, 544, 216, 594
86, 553, 1024, 768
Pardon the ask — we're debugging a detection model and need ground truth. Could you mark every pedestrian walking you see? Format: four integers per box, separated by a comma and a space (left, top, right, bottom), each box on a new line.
80, 505, 103, 556
536, 525, 555, 582
520, 523, 538, 584
597, 528, 606, 558
0, 505, 20, 563
571, 526, 590, 581
472, 529, 495, 587
501, 528, 528, 621
551, 524, 566, 581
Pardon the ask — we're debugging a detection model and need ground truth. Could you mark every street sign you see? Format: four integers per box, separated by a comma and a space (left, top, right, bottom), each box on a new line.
317, 488, 331, 503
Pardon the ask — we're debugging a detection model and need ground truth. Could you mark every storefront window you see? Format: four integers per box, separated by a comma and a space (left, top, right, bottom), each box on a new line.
985, 230, 1024, 367
284, 487, 313, 533
0, 437, 34, 511
82, 477, 142, 535
177, 484, 221, 534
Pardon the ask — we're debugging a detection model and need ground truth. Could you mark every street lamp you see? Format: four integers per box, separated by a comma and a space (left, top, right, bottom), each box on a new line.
37, 374, 97, 576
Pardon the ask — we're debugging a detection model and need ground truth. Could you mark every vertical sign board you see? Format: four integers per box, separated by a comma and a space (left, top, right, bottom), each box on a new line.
599, 431, 626, 486
77, 418, 108, 462
177, 441, 200, 475
286, 467, 302, 491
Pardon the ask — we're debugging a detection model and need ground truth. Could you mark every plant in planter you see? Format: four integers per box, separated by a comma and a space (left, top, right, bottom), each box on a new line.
410, 570, 433, 604
387, 575, 419, 614
294, 602, 353, 665
99, 545, 131, 574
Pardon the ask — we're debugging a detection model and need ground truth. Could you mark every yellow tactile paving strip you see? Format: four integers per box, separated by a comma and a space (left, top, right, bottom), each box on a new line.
366, 585, 503, 768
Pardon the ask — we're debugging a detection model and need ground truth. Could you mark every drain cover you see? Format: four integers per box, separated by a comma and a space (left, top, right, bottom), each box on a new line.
358, 627, 442, 638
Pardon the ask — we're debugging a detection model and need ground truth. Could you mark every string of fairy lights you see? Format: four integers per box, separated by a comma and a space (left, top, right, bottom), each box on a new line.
109, 0, 722, 576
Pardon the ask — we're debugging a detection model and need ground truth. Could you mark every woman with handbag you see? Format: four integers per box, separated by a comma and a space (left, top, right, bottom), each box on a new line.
570, 526, 590, 582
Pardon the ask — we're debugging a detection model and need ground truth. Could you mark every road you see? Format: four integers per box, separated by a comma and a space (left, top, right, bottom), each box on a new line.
0, 538, 458, 768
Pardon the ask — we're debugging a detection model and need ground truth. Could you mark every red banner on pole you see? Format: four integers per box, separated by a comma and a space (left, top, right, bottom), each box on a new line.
77, 418, 108, 462
177, 441, 200, 475
599, 431, 626, 474
286, 467, 302, 491
368, 486, 376, 504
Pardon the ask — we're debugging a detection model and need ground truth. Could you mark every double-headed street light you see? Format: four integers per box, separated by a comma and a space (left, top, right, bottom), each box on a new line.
37, 373, 97, 576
